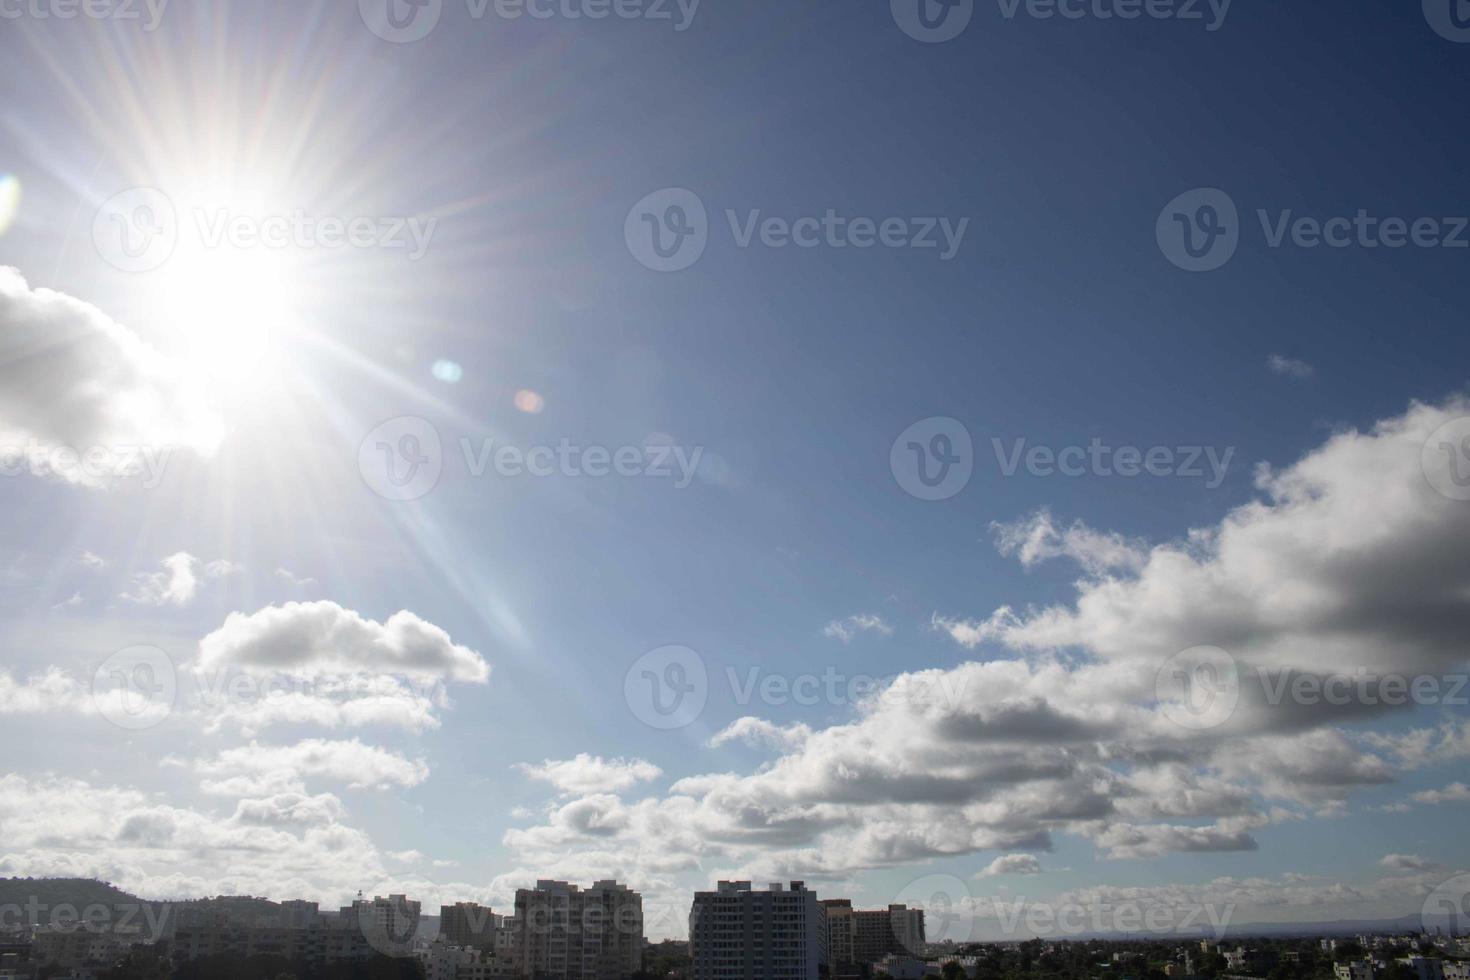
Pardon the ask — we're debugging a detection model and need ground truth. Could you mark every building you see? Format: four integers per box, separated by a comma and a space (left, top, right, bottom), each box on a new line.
171, 917, 376, 964
343, 894, 421, 956
1224, 948, 1277, 976
854, 906, 925, 965
1399, 958, 1448, 980
441, 903, 496, 950
689, 880, 828, 980
820, 900, 854, 967
1335, 961, 1377, 980
512, 880, 642, 980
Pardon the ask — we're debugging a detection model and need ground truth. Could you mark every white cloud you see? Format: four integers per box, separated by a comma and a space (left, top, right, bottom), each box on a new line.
515, 754, 663, 795
0, 667, 89, 714
823, 614, 894, 643
991, 511, 1147, 576
1268, 354, 1315, 379
78, 551, 108, 569
275, 567, 318, 588
121, 552, 201, 605
198, 601, 489, 683
1409, 782, 1470, 806
1379, 853, 1440, 871
0, 267, 221, 488
709, 717, 813, 752
977, 854, 1042, 878
193, 739, 430, 792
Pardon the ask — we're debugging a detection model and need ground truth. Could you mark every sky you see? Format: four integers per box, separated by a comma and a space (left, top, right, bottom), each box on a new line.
2, 0, 1470, 946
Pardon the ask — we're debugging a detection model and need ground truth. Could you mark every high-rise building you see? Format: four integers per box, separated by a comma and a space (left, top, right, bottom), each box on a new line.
441, 903, 496, 950
846, 904, 925, 966
820, 899, 854, 967
689, 880, 828, 980
512, 880, 642, 980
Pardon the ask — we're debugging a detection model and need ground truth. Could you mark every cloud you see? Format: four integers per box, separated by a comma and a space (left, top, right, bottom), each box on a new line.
823, 614, 894, 643
973, 397, 1470, 679
0, 267, 220, 487
122, 552, 201, 606
193, 739, 430, 792
709, 717, 814, 752
1268, 354, 1315, 379
275, 567, 318, 589
515, 754, 663, 795
977, 854, 1042, 878
78, 551, 107, 569
1409, 782, 1470, 806
0, 667, 89, 714
991, 511, 1146, 576
198, 601, 489, 683
1379, 853, 1441, 872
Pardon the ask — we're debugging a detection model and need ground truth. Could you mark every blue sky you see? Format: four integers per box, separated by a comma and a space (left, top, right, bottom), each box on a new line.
1, 0, 1470, 943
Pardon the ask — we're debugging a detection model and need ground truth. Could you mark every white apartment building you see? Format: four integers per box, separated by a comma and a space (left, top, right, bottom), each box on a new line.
512, 880, 642, 980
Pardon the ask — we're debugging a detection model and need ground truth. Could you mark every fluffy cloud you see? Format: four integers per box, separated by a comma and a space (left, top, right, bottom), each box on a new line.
199, 601, 488, 682
823, 614, 893, 643
0, 667, 89, 714
192, 602, 488, 734
0, 267, 220, 487
970, 398, 1470, 680
991, 511, 1146, 576
1379, 853, 1441, 872
709, 717, 814, 752
192, 739, 430, 792
977, 854, 1042, 878
1268, 354, 1315, 379
515, 755, 663, 795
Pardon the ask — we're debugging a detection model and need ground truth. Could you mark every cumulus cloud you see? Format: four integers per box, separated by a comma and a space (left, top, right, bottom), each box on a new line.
515, 754, 663, 795
977, 854, 1042, 878
1409, 782, 1470, 806
0, 667, 89, 714
122, 552, 201, 605
1379, 853, 1441, 871
192, 602, 488, 734
199, 601, 488, 682
0, 267, 221, 487
823, 614, 893, 643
